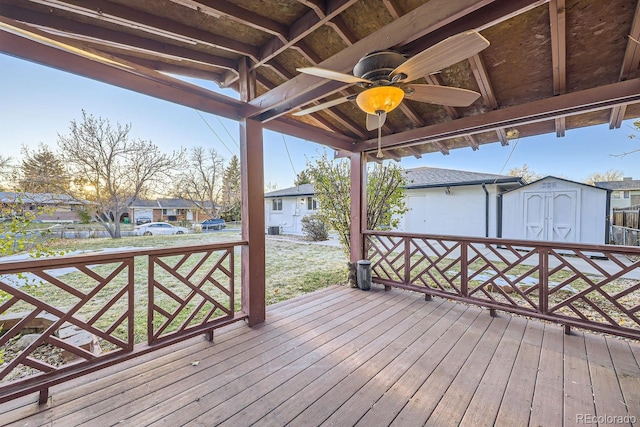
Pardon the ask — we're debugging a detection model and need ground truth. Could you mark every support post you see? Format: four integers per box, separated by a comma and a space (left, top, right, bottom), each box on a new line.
349, 152, 367, 263
239, 57, 265, 326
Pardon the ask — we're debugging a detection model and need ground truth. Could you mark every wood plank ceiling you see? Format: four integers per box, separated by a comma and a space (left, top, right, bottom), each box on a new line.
1, 0, 640, 160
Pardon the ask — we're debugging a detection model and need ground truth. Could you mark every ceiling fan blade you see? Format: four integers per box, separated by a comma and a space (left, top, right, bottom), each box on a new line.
405, 84, 480, 107
366, 111, 387, 131
391, 30, 490, 82
297, 67, 372, 84
292, 95, 355, 116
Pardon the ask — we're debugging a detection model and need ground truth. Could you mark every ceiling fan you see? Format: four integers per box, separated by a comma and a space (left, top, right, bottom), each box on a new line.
293, 30, 490, 157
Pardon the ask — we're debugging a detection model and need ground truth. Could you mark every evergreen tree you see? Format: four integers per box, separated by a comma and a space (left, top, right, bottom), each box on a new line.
221, 155, 241, 221
20, 144, 69, 193
294, 169, 312, 186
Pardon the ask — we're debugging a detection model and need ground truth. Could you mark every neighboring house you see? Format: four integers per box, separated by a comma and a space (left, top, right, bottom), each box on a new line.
501, 176, 610, 245
264, 184, 318, 235
128, 198, 214, 224
0, 192, 87, 223
399, 167, 525, 238
594, 177, 640, 211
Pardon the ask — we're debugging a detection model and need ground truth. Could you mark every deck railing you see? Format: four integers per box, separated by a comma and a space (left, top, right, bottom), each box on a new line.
0, 241, 247, 404
364, 231, 640, 340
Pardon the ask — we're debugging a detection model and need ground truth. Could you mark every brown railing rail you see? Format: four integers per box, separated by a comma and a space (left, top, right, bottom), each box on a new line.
364, 231, 640, 340
0, 241, 247, 404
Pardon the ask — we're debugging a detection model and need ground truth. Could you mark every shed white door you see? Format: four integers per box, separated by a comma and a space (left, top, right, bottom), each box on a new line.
523, 191, 578, 242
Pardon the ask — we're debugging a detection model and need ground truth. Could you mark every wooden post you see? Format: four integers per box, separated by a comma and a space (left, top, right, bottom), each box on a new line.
239, 57, 265, 326
349, 152, 366, 263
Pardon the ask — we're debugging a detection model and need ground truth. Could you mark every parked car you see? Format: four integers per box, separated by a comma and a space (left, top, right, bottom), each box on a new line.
133, 222, 189, 236
200, 218, 226, 231
135, 217, 152, 225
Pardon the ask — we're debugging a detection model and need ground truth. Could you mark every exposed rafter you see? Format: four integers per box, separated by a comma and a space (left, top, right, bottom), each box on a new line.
26, 0, 259, 60
468, 53, 506, 147
609, 0, 640, 129
549, 0, 566, 137
246, 0, 495, 121
356, 78, 640, 153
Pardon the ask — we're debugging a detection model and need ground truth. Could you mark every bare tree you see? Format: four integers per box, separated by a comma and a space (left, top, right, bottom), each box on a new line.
58, 111, 186, 238
507, 164, 542, 183
173, 146, 225, 218
585, 169, 624, 185
0, 155, 13, 190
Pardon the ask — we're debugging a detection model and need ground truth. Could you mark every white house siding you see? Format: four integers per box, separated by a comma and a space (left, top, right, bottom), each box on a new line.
501, 177, 608, 245
399, 185, 502, 238
265, 196, 319, 235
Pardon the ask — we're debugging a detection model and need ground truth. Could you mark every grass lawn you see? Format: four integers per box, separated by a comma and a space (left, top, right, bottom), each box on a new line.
2, 231, 349, 347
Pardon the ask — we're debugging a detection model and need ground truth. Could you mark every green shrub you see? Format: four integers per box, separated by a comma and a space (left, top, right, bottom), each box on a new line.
301, 214, 329, 241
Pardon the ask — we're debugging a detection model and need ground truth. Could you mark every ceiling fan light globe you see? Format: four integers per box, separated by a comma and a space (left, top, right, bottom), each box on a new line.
355, 86, 405, 115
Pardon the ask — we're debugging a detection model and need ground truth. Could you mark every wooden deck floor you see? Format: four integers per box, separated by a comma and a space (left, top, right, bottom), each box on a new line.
2, 285, 640, 427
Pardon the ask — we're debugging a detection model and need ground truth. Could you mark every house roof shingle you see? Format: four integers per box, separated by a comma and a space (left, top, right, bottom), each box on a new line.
595, 179, 640, 191
403, 167, 524, 189
264, 184, 315, 198
264, 167, 524, 197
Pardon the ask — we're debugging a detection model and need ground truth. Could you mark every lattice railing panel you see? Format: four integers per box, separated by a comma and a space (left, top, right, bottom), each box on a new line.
0, 257, 133, 384
364, 231, 640, 339
545, 247, 640, 334
408, 237, 463, 295
366, 234, 404, 283
148, 247, 234, 344
464, 242, 542, 312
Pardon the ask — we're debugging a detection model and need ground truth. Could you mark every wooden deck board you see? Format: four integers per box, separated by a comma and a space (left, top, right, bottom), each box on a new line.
563, 331, 596, 425
459, 316, 528, 427
493, 319, 545, 426
606, 337, 640, 422
425, 315, 511, 427
2, 285, 639, 427
529, 324, 565, 427
585, 334, 629, 421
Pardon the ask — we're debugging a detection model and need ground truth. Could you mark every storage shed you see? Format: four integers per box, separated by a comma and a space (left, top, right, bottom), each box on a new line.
500, 176, 610, 244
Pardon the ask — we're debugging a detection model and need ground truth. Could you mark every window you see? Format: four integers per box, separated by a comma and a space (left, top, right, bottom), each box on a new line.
623, 191, 630, 199
272, 198, 282, 211
307, 197, 318, 211
612, 191, 622, 199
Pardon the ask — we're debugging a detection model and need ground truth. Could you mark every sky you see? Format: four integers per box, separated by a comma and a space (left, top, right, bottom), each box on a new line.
1, 52, 639, 190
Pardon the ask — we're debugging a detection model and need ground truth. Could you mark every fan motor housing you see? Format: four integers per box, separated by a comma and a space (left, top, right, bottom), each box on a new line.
353, 50, 406, 83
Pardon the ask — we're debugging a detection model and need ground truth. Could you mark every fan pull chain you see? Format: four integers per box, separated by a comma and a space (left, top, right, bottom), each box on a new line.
376, 112, 383, 158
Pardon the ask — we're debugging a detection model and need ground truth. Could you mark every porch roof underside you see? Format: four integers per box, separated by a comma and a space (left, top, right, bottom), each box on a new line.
2, 0, 640, 158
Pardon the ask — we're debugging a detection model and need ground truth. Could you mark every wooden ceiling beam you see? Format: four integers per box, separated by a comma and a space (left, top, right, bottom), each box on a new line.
549, 0, 566, 137
398, 99, 450, 155
427, 69, 479, 150
3, 7, 239, 72
266, 58, 368, 138
467, 53, 506, 148
27, 0, 259, 60
0, 26, 243, 119
381, 0, 401, 20
169, 0, 288, 42
295, 0, 326, 18
255, 0, 357, 69
327, 15, 358, 45
402, 0, 547, 55
246, 0, 495, 121
354, 78, 640, 152
609, 0, 640, 129
405, 146, 423, 159
114, 54, 224, 81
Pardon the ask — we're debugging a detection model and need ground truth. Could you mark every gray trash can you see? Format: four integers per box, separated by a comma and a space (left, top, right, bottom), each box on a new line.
356, 260, 372, 291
